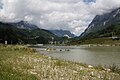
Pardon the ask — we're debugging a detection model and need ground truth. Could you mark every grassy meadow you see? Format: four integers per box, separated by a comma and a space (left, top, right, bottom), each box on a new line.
0, 45, 120, 80
79, 38, 120, 45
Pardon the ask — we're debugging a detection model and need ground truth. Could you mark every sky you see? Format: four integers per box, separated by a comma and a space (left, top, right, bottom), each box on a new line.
0, 0, 120, 36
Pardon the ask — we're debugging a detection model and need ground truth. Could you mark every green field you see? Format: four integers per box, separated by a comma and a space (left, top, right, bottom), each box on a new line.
0, 45, 120, 80
78, 38, 120, 45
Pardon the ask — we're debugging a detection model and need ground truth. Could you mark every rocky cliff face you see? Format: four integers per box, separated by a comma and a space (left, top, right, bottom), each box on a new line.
80, 7, 120, 38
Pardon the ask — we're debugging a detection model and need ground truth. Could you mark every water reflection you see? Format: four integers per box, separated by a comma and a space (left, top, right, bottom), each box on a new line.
36, 46, 120, 67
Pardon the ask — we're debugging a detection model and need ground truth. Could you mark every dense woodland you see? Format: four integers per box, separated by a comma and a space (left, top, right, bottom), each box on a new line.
0, 22, 57, 44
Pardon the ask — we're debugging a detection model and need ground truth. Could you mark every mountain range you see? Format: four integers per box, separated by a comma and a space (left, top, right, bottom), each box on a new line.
80, 7, 120, 39
0, 21, 56, 44
2, 7, 120, 44
49, 29, 76, 38
11, 21, 38, 30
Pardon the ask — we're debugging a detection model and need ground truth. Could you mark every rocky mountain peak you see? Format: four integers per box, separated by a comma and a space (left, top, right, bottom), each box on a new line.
80, 7, 120, 38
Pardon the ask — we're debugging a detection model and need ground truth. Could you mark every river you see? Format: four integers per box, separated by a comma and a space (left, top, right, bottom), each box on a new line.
35, 46, 120, 67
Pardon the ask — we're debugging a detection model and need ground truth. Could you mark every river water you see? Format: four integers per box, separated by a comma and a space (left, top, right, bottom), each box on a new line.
36, 46, 120, 67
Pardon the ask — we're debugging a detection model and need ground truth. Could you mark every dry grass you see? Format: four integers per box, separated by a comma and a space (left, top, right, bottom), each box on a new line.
0, 44, 120, 80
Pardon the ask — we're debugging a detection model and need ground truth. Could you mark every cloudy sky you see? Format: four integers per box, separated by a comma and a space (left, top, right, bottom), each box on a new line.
0, 0, 120, 35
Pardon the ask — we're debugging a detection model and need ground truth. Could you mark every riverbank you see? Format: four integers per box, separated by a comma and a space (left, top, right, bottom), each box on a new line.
0, 45, 120, 80
73, 38, 120, 46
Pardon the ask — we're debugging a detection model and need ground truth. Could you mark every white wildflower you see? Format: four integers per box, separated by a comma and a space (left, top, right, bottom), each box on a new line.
88, 65, 93, 68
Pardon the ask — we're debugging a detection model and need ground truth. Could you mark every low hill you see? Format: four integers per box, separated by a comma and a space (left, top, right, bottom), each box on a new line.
0, 21, 56, 44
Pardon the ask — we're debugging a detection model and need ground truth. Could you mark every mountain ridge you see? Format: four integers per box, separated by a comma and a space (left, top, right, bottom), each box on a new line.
80, 7, 120, 39
11, 21, 39, 30
49, 29, 76, 38
0, 21, 57, 44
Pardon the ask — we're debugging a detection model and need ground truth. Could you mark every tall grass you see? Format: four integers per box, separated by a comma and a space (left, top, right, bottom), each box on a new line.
109, 64, 120, 74
0, 45, 38, 80
0, 45, 120, 80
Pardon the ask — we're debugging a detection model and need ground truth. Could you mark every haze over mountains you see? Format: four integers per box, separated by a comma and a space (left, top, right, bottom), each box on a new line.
49, 29, 76, 38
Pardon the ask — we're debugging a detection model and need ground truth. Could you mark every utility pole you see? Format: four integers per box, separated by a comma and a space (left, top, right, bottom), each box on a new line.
51, 37, 54, 45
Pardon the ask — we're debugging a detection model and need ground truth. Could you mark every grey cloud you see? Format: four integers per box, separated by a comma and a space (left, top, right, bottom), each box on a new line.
0, 1, 3, 9
0, 0, 120, 35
